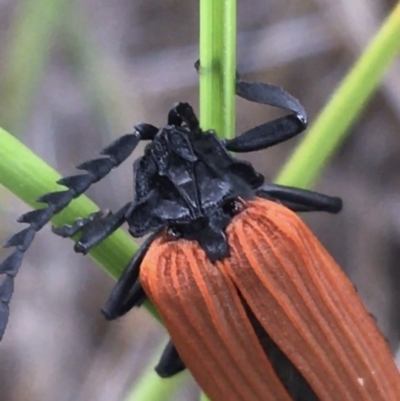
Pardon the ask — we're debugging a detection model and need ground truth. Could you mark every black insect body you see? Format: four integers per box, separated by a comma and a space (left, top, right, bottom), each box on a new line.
0, 75, 342, 398
129, 123, 262, 262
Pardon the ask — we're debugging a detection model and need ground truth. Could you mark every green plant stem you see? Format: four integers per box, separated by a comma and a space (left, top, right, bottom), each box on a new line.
0, 0, 67, 134
276, 2, 400, 188
199, 2, 236, 400
199, 0, 236, 139
199, 392, 211, 401
0, 127, 158, 320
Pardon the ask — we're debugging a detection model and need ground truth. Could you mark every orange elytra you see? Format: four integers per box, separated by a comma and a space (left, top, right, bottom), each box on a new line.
140, 198, 400, 401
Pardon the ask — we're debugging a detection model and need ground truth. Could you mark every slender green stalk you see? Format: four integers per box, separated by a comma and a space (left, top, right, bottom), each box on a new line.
276, 2, 400, 188
0, 0, 67, 134
199, 0, 237, 139
198, 2, 237, 401
0, 127, 158, 320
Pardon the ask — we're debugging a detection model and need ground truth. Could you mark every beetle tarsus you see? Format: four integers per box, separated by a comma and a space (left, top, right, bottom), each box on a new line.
52, 210, 104, 238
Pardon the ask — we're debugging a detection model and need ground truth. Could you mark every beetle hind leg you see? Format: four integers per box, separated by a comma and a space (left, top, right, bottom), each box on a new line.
155, 339, 186, 378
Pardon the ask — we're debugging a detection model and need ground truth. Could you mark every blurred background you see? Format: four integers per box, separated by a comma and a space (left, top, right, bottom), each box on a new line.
0, 0, 400, 400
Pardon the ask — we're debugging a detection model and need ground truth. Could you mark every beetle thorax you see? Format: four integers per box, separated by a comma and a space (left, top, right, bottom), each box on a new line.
126, 126, 263, 260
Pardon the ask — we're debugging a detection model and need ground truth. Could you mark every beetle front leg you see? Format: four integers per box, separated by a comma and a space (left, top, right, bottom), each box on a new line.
52, 202, 131, 254
52, 210, 105, 238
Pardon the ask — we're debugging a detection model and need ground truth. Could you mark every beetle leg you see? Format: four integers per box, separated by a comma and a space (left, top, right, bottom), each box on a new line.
155, 339, 186, 378
52, 202, 131, 255
101, 231, 159, 320
257, 183, 342, 214
168, 102, 200, 130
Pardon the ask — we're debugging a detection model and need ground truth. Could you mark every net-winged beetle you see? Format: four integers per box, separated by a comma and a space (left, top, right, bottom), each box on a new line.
1, 70, 400, 401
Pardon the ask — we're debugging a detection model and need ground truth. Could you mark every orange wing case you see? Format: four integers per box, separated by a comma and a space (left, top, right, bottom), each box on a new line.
140, 198, 400, 401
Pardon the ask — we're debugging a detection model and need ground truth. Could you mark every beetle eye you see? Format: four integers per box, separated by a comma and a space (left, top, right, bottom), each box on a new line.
166, 226, 183, 240
223, 198, 245, 217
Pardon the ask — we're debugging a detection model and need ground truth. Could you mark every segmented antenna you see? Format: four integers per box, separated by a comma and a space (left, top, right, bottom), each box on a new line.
0, 133, 141, 341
